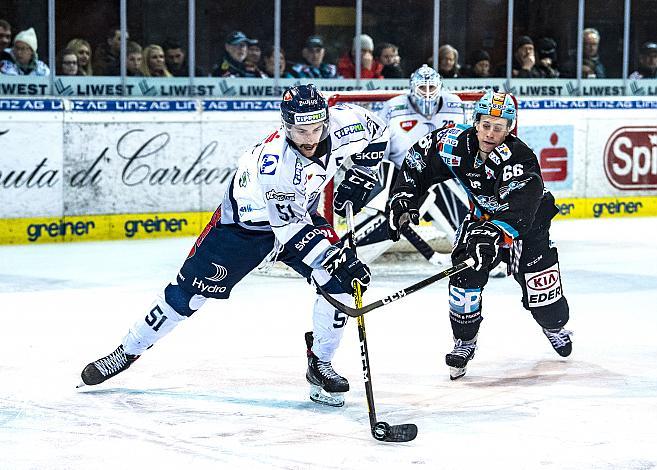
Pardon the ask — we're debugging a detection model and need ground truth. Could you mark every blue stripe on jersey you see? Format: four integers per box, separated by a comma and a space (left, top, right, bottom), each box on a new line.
490, 220, 519, 239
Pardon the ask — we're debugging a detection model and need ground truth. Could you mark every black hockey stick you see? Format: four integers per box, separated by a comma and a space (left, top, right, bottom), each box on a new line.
344, 202, 417, 443
401, 224, 447, 265
320, 256, 475, 317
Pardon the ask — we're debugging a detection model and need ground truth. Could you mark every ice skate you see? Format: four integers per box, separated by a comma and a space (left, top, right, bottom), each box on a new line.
79, 344, 139, 387
445, 336, 477, 380
305, 332, 349, 407
542, 327, 573, 357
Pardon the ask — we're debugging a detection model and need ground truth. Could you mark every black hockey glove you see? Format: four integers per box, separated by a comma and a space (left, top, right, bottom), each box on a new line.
387, 191, 420, 242
465, 221, 502, 271
322, 244, 371, 295
333, 167, 378, 217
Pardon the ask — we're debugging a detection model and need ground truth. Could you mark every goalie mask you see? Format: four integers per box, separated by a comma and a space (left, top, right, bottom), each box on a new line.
472, 90, 517, 131
280, 84, 330, 149
408, 64, 442, 118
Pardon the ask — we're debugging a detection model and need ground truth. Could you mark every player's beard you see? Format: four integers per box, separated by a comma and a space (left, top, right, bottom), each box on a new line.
298, 143, 318, 157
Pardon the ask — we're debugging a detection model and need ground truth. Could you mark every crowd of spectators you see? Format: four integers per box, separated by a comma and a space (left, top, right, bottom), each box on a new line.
1, 18, 656, 81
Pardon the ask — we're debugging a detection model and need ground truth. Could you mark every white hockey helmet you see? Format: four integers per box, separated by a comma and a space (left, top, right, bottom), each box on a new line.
408, 64, 442, 118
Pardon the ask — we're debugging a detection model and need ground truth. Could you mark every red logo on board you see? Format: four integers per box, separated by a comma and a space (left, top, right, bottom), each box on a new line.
604, 127, 657, 190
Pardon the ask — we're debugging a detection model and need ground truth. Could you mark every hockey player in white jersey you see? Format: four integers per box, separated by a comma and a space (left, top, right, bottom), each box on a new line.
355, 64, 507, 276
79, 84, 389, 407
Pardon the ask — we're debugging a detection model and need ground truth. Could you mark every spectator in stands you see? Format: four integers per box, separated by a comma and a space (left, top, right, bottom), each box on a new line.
290, 35, 338, 79
629, 41, 657, 79
162, 39, 203, 77
582, 58, 597, 78
261, 45, 294, 78
462, 49, 491, 78
140, 44, 172, 77
582, 28, 606, 78
66, 38, 93, 76
0, 27, 50, 76
535, 37, 560, 78
246, 42, 261, 70
0, 19, 12, 52
126, 41, 144, 76
56, 47, 81, 76
438, 44, 460, 78
212, 31, 266, 78
376, 42, 403, 78
338, 34, 383, 79
93, 27, 126, 76
507, 35, 541, 78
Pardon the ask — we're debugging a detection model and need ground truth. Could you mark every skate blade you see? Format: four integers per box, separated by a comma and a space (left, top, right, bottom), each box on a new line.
309, 384, 345, 407
449, 366, 467, 380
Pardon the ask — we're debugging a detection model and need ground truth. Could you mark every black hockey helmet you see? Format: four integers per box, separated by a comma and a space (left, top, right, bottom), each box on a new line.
280, 84, 330, 142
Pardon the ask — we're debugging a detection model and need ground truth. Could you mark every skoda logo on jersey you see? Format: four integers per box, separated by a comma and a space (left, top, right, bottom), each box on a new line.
205, 263, 228, 282
259, 154, 279, 175
293, 109, 327, 125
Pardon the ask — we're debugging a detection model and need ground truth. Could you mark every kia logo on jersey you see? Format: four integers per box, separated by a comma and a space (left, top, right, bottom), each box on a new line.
604, 127, 657, 190
527, 269, 559, 290
400, 120, 418, 132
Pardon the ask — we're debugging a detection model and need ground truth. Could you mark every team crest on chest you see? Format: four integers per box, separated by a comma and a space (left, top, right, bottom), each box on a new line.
496, 144, 512, 161
400, 120, 418, 132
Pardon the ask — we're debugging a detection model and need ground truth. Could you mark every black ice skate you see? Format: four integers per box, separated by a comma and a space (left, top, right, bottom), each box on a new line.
542, 327, 573, 357
305, 331, 349, 407
445, 337, 477, 380
79, 345, 139, 387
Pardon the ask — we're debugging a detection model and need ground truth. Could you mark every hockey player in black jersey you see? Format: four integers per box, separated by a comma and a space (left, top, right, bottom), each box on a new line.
387, 90, 572, 380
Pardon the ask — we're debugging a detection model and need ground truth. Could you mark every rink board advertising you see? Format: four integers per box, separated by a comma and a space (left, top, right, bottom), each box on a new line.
1, 97, 657, 244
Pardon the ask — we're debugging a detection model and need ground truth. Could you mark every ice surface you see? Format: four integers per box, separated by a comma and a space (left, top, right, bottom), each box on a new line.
1, 217, 656, 469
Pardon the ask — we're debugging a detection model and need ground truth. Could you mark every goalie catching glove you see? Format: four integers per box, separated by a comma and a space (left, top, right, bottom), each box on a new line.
333, 167, 378, 217
387, 192, 420, 242
465, 221, 502, 271
321, 244, 371, 295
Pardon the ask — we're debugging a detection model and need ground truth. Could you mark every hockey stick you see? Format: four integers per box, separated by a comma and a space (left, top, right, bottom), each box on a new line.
400, 224, 448, 266
320, 256, 475, 318
345, 202, 418, 443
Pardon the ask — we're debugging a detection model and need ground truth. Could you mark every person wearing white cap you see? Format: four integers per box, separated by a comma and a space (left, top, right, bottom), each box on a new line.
0, 27, 50, 76
337, 33, 383, 79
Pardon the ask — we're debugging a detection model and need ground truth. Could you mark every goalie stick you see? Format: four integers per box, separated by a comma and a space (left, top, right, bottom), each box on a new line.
320, 256, 476, 317
345, 201, 418, 443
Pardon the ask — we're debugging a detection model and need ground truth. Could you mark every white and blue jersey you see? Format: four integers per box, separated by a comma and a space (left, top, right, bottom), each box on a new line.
221, 103, 389, 269
377, 91, 465, 169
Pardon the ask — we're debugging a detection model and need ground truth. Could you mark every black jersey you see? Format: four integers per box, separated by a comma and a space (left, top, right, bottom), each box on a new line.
392, 123, 558, 240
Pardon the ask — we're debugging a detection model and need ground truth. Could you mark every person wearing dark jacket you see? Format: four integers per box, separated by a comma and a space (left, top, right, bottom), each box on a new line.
211, 31, 265, 78
387, 91, 572, 380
